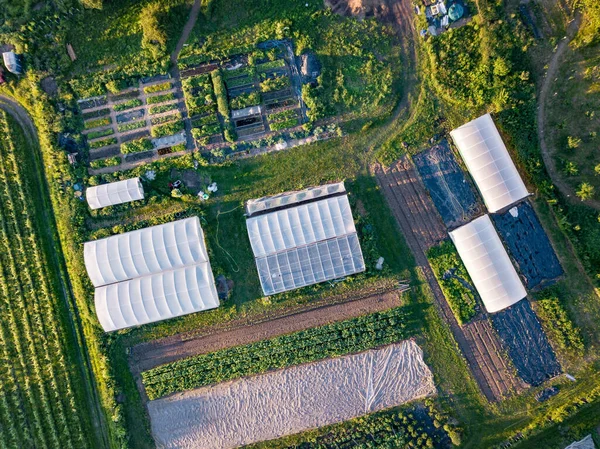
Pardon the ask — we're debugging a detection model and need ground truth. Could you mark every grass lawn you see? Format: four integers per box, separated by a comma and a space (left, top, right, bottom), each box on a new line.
545, 44, 600, 196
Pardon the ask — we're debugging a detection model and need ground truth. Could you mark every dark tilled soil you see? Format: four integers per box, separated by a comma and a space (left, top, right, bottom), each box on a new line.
130, 288, 405, 374
374, 158, 524, 402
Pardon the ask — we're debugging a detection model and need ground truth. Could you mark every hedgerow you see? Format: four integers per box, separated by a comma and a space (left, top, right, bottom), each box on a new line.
142, 307, 410, 400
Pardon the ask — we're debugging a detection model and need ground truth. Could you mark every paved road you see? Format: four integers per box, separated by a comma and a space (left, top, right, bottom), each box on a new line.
0, 94, 110, 449
537, 13, 600, 210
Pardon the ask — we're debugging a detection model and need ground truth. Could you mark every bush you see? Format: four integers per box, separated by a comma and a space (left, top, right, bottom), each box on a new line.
84, 117, 111, 130
143, 82, 172, 94
113, 98, 143, 112
121, 138, 154, 154
151, 120, 184, 138
89, 137, 117, 149
576, 182, 595, 200
147, 92, 176, 105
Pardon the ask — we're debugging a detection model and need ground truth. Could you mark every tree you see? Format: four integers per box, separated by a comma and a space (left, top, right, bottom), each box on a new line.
140, 2, 167, 60
576, 182, 595, 200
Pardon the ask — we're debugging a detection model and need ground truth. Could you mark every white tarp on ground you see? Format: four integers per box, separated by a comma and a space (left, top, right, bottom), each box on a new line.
449, 214, 526, 313
95, 264, 219, 332
450, 113, 528, 213
246, 182, 346, 216
246, 189, 365, 295
565, 435, 596, 449
84, 217, 209, 287
148, 340, 436, 449
86, 177, 144, 210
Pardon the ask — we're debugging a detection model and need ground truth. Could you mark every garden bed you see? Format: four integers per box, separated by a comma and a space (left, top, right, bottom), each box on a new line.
491, 201, 563, 289
116, 109, 144, 124
78, 96, 107, 110
413, 141, 481, 228
491, 299, 561, 386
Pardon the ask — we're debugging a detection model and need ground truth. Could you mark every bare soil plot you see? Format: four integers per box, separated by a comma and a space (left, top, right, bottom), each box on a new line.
491, 299, 561, 386
130, 288, 403, 374
492, 201, 563, 289
148, 341, 436, 449
374, 158, 522, 402
413, 140, 481, 229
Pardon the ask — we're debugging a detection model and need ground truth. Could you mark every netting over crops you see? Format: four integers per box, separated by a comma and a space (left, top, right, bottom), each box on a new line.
246, 185, 365, 295
450, 114, 528, 213
148, 340, 436, 449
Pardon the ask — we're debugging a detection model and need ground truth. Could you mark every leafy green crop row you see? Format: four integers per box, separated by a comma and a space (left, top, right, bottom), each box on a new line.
146, 92, 176, 105
143, 82, 172, 94
269, 117, 298, 131
256, 59, 285, 72
86, 128, 114, 140
113, 98, 143, 112
151, 120, 184, 138
230, 91, 261, 110
121, 138, 154, 154
260, 74, 290, 93
84, 117, 111, 130
427, 240, 477, 325
117, 120, 146, 133
90, 156, 121, 170
142, 307, 409, 400
151, 112, 181, 126
89, 137, 117, 149
149, 103, 179, 115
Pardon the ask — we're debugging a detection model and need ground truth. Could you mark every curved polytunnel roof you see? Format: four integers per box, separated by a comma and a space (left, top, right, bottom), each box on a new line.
246, 182, 346, 217
95, 264, 219, 332
450, 114, 528, 213
86, 178, 145, 210
246, 192, 365, 295
84, 217, 209, 287
247, 195, 357, 258
449, 215, 526, 313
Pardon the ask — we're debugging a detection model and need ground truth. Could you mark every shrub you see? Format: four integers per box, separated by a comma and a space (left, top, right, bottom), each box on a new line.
121, 138, 154, 154
147, 92, 176, 105
89, 137, 117, 149
143, 82, 171, 94
567, 135, 582, 149
151, 120, 184, 138
576, 182, 595, 200
87, 128, 114, 139
113, 98, 143, 112
84, 117, 111, 130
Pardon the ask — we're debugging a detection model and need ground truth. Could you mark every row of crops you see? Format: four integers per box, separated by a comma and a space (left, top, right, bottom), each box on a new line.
0, 111, 91, 448
142, 307, 410, 400
182, 74, 224, 144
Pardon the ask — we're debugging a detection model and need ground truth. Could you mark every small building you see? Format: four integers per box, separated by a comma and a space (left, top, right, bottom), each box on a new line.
86, 177, 145, 210
3, 51, 22, 75
300, 52, 321, 80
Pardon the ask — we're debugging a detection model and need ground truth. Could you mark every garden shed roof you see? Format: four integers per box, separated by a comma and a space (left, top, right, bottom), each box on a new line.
449, 215, 526, 313
450, 113, 528, 213
84, 217, 209, 287
246, 185, 365, 295
86, 178, 144, 210
95, 264, 219, 332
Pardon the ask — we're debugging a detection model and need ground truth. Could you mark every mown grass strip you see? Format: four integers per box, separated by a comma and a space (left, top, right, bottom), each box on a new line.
142, 307, 409, 400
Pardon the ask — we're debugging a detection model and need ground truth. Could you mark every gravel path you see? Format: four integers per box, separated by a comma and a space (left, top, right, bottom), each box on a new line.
130, 287, 406, 374
148, 341, 435, 449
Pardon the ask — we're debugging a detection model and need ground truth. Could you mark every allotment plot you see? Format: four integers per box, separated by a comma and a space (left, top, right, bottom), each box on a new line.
148, 340, 436, 449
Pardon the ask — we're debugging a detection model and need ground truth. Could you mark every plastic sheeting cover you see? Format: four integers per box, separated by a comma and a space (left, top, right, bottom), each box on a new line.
86, 177, 144, 210
449, 215, 526, 313
450, 114, 528, 213
84, 217, 209, 287
95, 264, 219, 332
564, 435, 596, 449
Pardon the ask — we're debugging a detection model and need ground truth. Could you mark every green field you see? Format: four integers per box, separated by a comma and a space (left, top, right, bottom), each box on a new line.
0, 111, 98, 448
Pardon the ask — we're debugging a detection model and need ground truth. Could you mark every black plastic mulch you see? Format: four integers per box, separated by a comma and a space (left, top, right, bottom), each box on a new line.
413, 140, 480, 228
492, 201, 563, 289
491, 299, 561, 386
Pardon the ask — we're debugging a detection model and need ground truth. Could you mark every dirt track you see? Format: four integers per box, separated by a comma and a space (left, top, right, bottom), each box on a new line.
131, 288, 405, 373
374, 157, 524, 401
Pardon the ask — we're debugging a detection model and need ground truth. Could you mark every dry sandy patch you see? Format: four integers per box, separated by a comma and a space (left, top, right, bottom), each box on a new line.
148, 340, 436, 449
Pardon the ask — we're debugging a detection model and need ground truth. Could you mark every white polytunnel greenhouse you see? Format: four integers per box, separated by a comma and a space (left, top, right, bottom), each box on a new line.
84, 217, 209, 287
95, 264, 219, 332
84, 217, 219, 332
450, 114, 529, 213
449, 215, 526, 314
246, 183, 366, 296
86, 177, 145, 210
